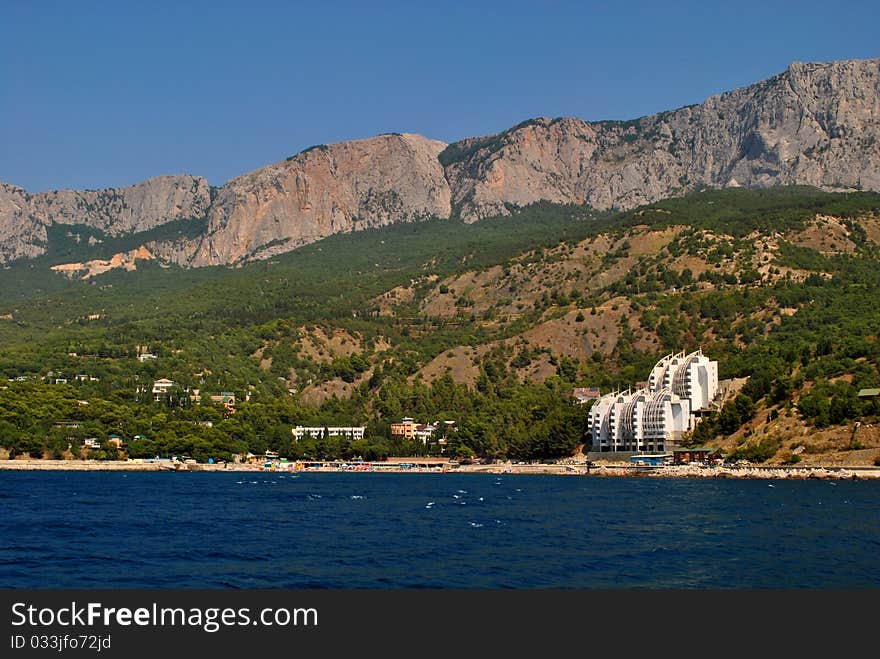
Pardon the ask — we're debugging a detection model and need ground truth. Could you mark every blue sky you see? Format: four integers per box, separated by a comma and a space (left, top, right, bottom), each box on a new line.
2, 0, 878, 192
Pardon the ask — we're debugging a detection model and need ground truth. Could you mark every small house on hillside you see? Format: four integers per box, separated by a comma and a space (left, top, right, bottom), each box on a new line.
210, 391, 236, 413
152, 378, 175, 401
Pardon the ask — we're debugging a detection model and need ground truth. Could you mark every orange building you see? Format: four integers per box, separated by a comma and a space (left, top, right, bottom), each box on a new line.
390, 417, 416, 440
210, 391, 236, 414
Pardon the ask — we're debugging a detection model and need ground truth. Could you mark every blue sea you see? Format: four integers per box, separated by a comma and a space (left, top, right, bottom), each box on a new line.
0, 471, 878, 589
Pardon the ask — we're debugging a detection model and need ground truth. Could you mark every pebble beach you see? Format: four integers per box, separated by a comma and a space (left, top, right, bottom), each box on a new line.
2, 458, 879, 480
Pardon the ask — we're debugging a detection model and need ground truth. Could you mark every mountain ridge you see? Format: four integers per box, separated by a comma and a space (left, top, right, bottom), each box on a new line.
1, 56, 878, 266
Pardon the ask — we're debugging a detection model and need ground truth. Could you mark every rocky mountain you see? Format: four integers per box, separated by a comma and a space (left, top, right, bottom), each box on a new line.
0, 176, 210, 264
444, 58, 880, 220
1, 57, 877, 266
154, 133, 451, 267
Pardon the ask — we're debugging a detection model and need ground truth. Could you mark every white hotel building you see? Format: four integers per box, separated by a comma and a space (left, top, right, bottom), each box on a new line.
588, 350, 719, 453
292, 426, 365, 441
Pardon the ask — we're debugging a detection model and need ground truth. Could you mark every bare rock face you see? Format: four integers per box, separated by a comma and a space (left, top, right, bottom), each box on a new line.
49, 245, 155, 280
0, 183, 46, 263
441, 118, 603, 219
0, 175, 211, 264
176, 133, 451, 266
30, 175, 212, 235
443, 58, 880, 220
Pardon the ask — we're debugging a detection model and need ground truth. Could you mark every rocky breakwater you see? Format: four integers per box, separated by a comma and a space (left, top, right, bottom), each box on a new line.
590, 463, 880, 479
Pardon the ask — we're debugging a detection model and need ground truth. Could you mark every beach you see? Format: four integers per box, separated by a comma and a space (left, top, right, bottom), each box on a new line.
1, 458, 879, 480
0, 459, 257, 472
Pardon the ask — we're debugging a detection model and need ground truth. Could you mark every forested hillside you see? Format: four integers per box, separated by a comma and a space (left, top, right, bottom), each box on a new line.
1, 187, 879, 465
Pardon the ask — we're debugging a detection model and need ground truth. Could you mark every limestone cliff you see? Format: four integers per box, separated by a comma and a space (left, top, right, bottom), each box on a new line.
443, 58, 880, 220
0, 183, 45, 263
31, 175, 211, 235
168, 133, 450, 266
0, 175, 210, 264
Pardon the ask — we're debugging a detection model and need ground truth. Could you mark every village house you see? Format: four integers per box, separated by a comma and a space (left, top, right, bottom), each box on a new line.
210, 391, 236, 413
572, 387, 601, 404
413, 423, 439, 444
152, 378, 175, 401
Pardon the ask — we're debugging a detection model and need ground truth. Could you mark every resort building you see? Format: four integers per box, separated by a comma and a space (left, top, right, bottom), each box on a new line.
292, 426, 366, 441
390, 417, 417, 440
588, 350, 719, 453
391, 418, 456, 444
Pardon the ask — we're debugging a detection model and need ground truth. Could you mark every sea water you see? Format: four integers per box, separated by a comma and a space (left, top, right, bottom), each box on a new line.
0, 471, 877, 588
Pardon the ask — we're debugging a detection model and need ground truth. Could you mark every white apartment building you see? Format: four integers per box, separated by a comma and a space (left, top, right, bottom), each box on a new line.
292, 426, 365, 441
589, 350, 718, 452
648, 350, 718, 412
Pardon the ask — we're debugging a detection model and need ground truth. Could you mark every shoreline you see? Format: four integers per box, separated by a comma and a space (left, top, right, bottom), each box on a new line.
1, 459, 879, 480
